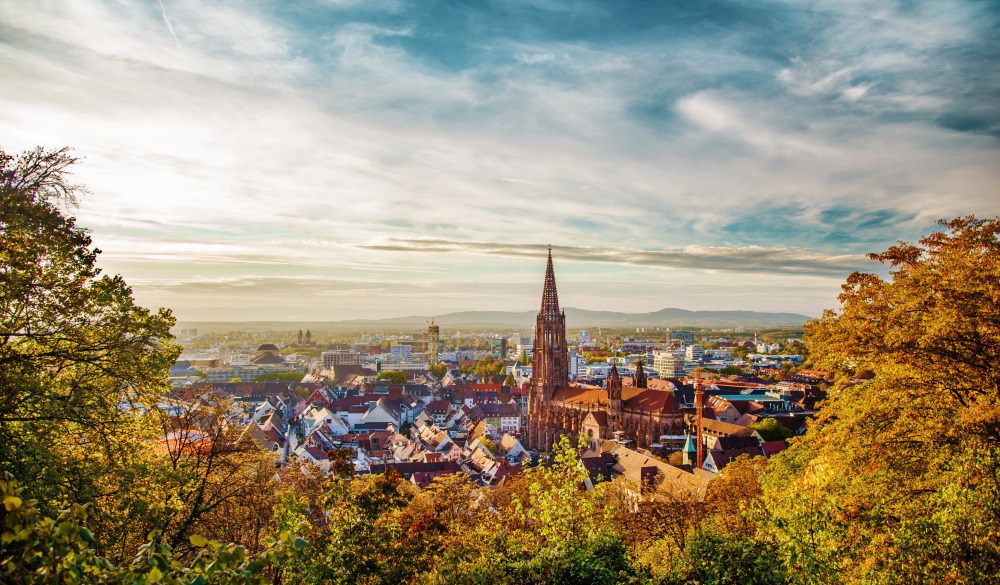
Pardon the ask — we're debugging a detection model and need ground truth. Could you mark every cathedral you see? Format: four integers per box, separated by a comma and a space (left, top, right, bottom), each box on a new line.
526, 249, 688, 452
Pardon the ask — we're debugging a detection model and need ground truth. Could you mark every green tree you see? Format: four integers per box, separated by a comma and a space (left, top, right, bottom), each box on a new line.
664, 531, 786, 585
763, 217, 1000, 583
278, 470, 415, 584
257, 371, 304, 382
472, 355, 507, 378
428, 362, 448, 380
375, 369, 407, 384
0, 147, 179, 522
0, 473, 297, 585
749, 418, 792, 442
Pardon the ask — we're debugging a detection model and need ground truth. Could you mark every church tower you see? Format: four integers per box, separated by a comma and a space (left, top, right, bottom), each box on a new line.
607, 363, 622, 434
634, 361, 648, 389
531, 247, 568, 397
528, 247, 569, 449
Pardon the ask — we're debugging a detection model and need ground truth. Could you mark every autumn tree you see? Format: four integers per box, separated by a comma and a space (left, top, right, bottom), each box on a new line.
0, 146, 298, 582
0, 147, 178, 521
0, 148, 284, 565
763, 217, 1000, 583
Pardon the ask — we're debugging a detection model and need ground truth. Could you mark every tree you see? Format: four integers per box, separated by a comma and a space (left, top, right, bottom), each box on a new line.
749, 418, 792, 442
763, 217, 1000, 583
702, 455, 767, 539
0, 147, 178, 519
0, 473, 297, 585
257, 371, 305, 382
150, 394, 280, 556
428, 362, 448, 380
472, 355, 507, 378
375, 369, 407, 384
278, 470, 415, 584
664, 531, 787, 585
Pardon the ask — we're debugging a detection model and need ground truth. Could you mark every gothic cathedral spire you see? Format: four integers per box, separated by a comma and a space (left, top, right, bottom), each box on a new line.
528, 247, 571, 452
540, 246, 560, 318
531, 247, 568, 400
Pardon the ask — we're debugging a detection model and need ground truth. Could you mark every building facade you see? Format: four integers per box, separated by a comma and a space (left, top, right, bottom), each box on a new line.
322, 350, 361, 369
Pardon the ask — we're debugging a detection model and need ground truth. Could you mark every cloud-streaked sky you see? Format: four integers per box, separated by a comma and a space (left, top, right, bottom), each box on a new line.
2, 0, 998, 321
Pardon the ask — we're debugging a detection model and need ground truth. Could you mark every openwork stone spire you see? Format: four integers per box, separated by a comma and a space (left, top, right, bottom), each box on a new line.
634, 361, 648, 389
528, 246, 569, 432
540, 246, 561, 319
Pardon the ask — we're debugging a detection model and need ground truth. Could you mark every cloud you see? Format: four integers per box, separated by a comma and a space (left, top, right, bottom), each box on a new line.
355, 239, 876, 277
0, 0, 997, 320
157, 0, 179, 47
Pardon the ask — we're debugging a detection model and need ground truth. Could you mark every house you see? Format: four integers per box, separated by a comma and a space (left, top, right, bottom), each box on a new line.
367, 460, 462, 481
705, 395, 742, 423
494, 433, 528, 463
691, 416, 763, 442
702, 447, 763, 473
761, 440, 789, 458
424, 399, 453, 425
414, 422, 455, 453
600, 440, 713, 498
474, 401, 522, 433
301, 404, 351, 436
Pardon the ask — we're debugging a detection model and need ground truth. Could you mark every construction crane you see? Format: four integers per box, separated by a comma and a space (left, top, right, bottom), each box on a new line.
426, 318, 440, 366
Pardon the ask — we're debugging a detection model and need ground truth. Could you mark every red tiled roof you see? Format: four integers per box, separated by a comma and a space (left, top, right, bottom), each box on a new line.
622, 387, 680, 415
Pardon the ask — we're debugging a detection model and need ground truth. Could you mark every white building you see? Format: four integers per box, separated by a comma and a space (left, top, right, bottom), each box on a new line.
653, 349, 688, 377
390, 344, 413, 361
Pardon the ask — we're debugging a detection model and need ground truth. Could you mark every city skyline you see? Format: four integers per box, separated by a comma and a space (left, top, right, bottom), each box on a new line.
2, 0, 998, 320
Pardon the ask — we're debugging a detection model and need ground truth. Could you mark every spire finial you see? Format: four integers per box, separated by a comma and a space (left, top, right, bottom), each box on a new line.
540, 246, 560, 317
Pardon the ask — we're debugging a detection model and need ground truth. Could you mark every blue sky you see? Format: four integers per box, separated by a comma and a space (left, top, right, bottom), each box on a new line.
2, 0, 998, 321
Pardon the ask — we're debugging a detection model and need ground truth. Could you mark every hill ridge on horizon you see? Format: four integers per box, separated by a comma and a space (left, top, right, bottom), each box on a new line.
176, 306, 812, 330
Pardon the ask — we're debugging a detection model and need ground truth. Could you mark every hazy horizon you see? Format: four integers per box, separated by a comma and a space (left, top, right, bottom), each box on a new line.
3, 1, 998, 321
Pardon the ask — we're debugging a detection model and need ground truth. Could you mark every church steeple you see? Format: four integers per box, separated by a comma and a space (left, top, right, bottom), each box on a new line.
608, 363, 622, 432
540, 246, 561, 319
530, 247, 568, 399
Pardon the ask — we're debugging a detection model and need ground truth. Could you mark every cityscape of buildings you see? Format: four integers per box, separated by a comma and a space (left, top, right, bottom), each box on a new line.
165, 251, 827, 497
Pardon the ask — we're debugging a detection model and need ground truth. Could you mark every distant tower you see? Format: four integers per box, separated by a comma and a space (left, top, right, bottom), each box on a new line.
634, 361, 648, 389
297, 329, 304, 345
531, 247, 568, 396
305, 329, 312, 344
427, 319, 440, 365
528, 247, 569, 450
607, 363, 622, 434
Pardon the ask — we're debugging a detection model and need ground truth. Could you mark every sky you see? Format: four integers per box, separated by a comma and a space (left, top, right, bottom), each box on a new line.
2, 0, 998, 322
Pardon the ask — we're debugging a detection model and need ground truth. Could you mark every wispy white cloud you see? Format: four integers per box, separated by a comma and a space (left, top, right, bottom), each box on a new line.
157, 0, 180, 47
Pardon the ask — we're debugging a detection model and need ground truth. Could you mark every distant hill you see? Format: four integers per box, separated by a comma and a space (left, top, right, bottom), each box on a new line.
177, 307, 811, 332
